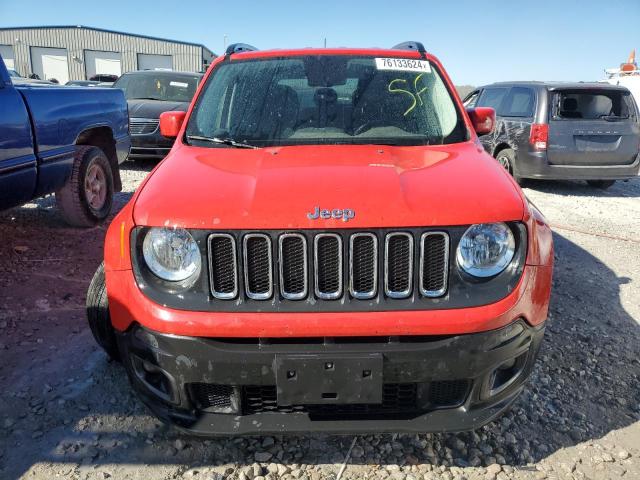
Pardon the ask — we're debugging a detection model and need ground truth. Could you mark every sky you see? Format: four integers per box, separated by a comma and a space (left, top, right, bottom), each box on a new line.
0, 0, 639, 86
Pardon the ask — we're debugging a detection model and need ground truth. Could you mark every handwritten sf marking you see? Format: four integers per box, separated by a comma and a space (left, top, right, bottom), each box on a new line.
388, 73, 428, 116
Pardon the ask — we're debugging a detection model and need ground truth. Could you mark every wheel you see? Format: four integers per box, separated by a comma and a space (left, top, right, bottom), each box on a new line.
587, 180, 615, 189
86, 262, 120, 361
495, 148, 527, 186
56, 146, 114, 227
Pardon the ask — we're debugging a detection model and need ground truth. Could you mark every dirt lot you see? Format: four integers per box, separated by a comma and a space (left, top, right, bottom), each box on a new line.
1, 162, 639, 480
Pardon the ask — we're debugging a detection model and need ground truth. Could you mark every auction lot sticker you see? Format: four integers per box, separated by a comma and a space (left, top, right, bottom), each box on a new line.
375, 58, 431, 72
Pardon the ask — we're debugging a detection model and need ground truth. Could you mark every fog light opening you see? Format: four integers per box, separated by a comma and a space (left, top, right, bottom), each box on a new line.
499, 357, 517, 370
131, 354, 178, 404
488, 351, 529, 397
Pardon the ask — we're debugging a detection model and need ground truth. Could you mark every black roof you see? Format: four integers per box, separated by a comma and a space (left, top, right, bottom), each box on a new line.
481, 81, 629, 91
121, 70, 203, 77
0, 25, 215, 57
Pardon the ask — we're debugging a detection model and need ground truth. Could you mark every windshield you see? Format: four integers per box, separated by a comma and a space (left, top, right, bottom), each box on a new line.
186, 56, 466, 147
7, 69, 21, 78
114, 73, 200, 102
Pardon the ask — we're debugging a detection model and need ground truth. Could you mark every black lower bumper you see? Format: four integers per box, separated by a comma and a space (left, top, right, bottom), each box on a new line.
117, 320, 545, 435
129, 135, 173, 159
516, 151, 640, 180
128, 146, 171, 159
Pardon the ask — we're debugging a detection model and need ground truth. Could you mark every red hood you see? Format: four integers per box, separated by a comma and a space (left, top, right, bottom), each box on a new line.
133, 141, 525, 229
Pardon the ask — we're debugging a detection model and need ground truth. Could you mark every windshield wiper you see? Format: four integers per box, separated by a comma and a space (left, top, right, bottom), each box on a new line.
186, 135, 260, 149
371, 140, 432, 146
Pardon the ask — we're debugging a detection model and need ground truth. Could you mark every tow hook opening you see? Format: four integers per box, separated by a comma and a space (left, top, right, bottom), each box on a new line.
131, 354, 179, 405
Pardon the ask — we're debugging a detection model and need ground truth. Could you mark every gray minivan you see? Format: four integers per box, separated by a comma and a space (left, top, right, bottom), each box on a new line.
464, 82, 640, 188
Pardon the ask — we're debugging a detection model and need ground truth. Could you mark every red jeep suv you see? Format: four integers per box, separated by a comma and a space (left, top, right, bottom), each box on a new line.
87, 42, 554, 435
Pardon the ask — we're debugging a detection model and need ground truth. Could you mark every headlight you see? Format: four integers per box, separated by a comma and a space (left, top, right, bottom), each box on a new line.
456, 223, 515, 278
142, 227, 201, 281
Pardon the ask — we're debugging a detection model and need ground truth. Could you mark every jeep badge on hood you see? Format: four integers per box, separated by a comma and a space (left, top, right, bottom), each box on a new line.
307, 207, 355, 222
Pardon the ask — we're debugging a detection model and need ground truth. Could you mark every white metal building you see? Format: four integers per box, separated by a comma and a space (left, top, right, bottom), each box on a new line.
0, 25, 215, 83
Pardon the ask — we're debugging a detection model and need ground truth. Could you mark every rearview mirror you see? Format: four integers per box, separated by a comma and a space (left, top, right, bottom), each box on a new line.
159, 111, 187, 138
466, 107, 495, 136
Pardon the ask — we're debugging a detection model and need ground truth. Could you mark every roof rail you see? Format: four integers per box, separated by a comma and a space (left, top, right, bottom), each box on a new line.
225, 43, 258, 55
392, 41, 427, 57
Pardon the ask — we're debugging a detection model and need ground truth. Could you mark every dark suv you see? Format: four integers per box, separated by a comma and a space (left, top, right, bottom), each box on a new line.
464, 82, 640, 188
113, 70, 203, 160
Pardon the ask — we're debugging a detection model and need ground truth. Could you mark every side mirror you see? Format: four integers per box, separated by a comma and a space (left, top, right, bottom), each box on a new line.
159, 111, 187, 138
466, 107, 495, 136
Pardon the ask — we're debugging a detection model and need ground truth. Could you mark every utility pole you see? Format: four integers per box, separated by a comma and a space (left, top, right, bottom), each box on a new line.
324, 38, 327, 48
223, 34, 228, 51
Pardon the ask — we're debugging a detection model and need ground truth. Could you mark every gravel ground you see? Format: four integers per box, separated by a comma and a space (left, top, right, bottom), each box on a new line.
0, 162, 639, 480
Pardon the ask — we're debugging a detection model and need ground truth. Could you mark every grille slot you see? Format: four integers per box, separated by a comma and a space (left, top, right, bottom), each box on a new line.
279, 234, 308, 300
243, 234, 273, 300
242, 383, 418, 416
349, 233, 378, 299
208, 234, 238, 299
427, 380, 470, 407
188, 383, 239, 412
314, 234, 343, 300
420, 232, 449, 298
385, 233, 413, 298
129, 118, 159, 135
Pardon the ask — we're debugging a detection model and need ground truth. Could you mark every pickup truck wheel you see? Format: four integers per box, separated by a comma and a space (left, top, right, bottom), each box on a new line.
86, 262, 120, 361
496, 149, 527, 187
56, 146, 114, 227
587, 180, 615, 189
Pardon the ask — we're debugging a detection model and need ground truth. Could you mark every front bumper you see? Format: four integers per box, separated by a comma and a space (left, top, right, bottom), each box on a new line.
117, 319, 545, 435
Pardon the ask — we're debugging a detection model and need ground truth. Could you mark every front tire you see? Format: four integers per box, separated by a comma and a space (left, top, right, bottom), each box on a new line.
587, 180, 615, 189
56, 146, 114, 227
86, 262, 120, 361
495, 148, 527, 186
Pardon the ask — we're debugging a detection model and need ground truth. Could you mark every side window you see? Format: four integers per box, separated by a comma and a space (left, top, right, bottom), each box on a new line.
502, 87, 535, 117
463, 90, 479, 108
477, 87, 509, 114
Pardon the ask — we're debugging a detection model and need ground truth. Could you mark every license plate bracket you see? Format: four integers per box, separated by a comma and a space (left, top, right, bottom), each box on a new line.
274, 354, 383, 406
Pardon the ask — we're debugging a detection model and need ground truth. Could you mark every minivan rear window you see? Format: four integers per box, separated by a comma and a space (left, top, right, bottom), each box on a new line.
554, 89, 635, 121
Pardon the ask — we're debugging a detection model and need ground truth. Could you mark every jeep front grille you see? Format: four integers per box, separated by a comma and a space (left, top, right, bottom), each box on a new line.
207, 230, 449, 302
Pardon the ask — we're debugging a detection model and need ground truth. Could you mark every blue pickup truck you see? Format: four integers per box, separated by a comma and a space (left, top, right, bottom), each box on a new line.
0, 55, 130, 226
